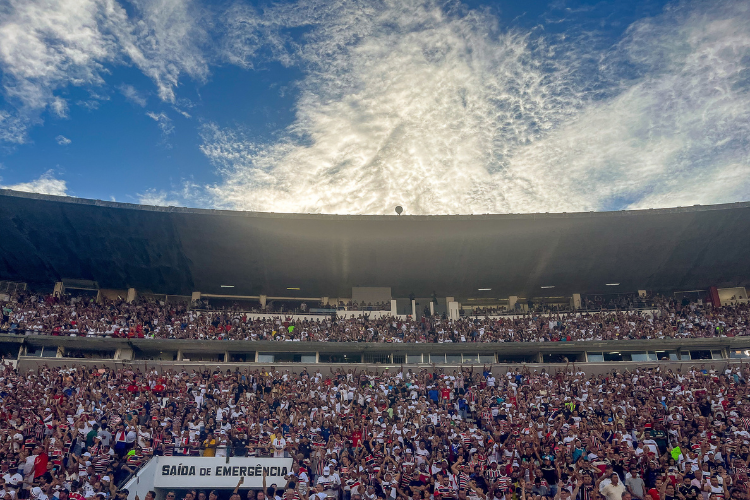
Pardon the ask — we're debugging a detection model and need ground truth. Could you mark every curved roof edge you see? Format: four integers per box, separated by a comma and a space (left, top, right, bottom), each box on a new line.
3, 188, 750, 221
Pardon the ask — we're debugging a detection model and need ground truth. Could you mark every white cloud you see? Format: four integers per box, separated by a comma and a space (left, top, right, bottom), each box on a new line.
0, 0, 209, 143
137, 188, 180, 206
0, 111, 28, 144
1, 0, 748, 214
0, 0, 123, 113
1, 170, 68, 196
118, 84, 147, 107
50, 97, 69, 118
55, 135, 72, 145
201, 0, 750, 214
146, 111, 175, 143
118, 0, 210, 103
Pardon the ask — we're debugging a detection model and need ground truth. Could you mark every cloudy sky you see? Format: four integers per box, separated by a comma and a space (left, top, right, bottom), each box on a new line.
0, 0, 748, 215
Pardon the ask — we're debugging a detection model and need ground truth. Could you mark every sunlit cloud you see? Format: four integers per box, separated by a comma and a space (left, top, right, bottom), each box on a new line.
1, 0, 748, 214
200, 0, 750, 214
137, 188, 180, 206
1, 170, 68, 196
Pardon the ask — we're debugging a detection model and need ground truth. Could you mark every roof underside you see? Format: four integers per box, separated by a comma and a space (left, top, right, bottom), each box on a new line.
1, 190, 749, 299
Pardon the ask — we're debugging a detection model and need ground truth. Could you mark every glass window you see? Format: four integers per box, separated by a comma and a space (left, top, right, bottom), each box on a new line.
446, 354, 462, 364
655, 351, 675, 361
430, 354, 446, 363
630, 352, 657, 361
603, 352, 632, 362
364, 353, 391, 364
406, 354, 422, 364
730, 349, 750, 359
319, 353, 362, 363
498, 354, 535, 363
542, 354, 574, 363
587, 353, 604, 362
259, 353, 319, 363
272, 352, 297, 363
41, 347, 58, 358
479, 354, 495, 363
462, 354, 479, 363
26, 346, 45, 357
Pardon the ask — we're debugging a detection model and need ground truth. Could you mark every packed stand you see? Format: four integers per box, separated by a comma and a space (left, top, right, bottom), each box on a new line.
4, 362, 750, 500
1, 294, 749, 342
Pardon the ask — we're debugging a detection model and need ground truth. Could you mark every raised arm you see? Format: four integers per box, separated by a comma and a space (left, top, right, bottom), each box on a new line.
234, 477, 244, 494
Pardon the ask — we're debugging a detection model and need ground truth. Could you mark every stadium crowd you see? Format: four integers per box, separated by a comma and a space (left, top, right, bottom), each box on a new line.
3, 361, 750, 500
1, 293, 749, 342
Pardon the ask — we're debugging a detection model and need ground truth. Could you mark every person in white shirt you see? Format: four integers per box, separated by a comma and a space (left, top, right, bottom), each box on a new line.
599, 474, 627, 500
272, 436, 287, 458
316, 467, 340, 497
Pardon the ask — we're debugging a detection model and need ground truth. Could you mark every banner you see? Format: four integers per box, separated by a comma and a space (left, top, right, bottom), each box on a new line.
154, 457, 292, 489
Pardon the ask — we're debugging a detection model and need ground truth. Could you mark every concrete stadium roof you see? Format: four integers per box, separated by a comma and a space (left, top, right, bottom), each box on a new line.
1, 189, 749, 298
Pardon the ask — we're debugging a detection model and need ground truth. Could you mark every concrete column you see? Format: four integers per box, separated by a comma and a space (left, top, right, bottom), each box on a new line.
126, 288, 136, 303
53, 282, 64, 297
572, 293, 581, 309
391, 299, 397, 315
638, 290, 647, 298
322, 297, 329, 307
224, 351, 229, 363
316, 352, 320, 363
411, 300, 416, 318
176, 350, 183, 361
448, 301, 460, 321
429, 302, 435, 316
56, 346, 65, 358
509, 296, 518, 311
260, 295, 267, 308
191, 291, 201, 301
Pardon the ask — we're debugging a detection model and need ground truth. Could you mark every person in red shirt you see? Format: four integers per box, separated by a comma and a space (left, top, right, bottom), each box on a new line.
350, 426, 363, 448
440, 385, 452, 402
33, 445, 49, 479
648, 478, 665, 500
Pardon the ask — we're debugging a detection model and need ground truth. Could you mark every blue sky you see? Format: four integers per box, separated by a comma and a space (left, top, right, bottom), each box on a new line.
0, 0, 749, 215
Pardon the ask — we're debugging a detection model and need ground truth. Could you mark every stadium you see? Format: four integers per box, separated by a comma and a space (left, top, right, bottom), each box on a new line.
1, 187, 750, 500
3, 0, 750, 499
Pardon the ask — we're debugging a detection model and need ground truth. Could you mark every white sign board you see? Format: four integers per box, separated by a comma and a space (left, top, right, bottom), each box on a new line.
154, 457, 292, 489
